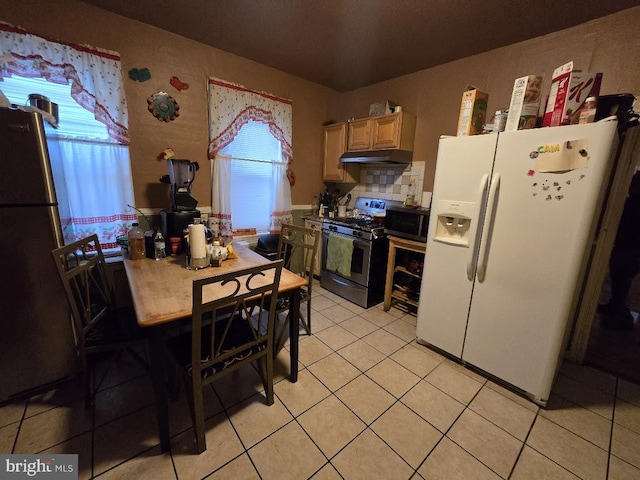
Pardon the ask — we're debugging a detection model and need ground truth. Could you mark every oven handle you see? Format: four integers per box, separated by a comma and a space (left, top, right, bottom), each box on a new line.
322, 230, 369, 249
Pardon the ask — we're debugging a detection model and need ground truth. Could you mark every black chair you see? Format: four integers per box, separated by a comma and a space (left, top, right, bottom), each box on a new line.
51, 234, 147, 407
167, 260, 283, 453
275, 223, 321, 339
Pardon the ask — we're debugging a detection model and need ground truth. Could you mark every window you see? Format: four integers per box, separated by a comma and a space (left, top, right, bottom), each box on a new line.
0, 76, 136, 250
219, 120, 283, 233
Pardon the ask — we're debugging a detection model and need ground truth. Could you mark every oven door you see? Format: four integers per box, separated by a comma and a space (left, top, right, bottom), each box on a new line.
321, 230, 371, 286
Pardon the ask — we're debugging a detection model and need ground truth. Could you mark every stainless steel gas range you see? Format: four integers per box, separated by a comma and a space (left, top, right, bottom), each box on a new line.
320, 197, 401, 308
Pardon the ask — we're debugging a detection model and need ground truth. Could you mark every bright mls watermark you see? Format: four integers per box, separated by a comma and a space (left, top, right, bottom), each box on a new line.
0, 455, 77, 480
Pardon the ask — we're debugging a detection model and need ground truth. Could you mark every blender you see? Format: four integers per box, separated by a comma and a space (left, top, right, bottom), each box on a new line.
160, 159, 201, 250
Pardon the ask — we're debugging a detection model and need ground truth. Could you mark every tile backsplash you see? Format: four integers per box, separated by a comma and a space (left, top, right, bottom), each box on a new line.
343, 161, 426, 205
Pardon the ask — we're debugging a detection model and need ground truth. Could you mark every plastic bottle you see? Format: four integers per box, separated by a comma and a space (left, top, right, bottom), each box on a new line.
405, 178, 416, 207
154, 230, 166, 260
578, 97, 597, 124
128, 223, 146, 260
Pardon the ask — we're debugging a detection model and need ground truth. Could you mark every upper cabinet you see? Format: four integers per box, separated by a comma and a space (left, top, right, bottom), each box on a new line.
347, 112, 416, 152
323, 122, 360, 183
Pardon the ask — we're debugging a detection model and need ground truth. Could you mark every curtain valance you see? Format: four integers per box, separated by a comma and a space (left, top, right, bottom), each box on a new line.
0, 22, 129, 144
207, 78, 292, 162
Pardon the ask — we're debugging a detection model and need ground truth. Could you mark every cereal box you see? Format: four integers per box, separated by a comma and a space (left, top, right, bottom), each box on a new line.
542, 61, 602, 127
505, 75, 543, 131
456, 87, 489, 136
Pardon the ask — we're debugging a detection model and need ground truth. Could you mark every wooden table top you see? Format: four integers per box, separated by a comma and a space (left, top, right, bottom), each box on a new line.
123, 243, 306, 327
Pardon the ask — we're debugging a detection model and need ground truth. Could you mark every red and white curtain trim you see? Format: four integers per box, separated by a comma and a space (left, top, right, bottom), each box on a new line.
208, 78, 293, 237
0, 22, 129, 144
207, 78, 293, 162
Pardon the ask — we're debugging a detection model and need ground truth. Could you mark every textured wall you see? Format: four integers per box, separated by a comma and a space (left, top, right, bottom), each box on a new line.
329, 7, 640, 191
0, 0, 337, 209
2, 1, 639, 202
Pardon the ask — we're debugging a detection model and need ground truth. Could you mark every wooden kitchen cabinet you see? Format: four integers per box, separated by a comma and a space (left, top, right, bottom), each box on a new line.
323, 122, 360, 183
346, 118, 371, 151
384, 235, 426, 312
304, 218, 323, 277
347, 112, 416, 152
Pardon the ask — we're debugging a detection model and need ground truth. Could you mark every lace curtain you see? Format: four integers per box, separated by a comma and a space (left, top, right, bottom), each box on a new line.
0, 22, 129, 144
208, 78, 293, 236
47, 137, 135, 249
0, 23, 135, 249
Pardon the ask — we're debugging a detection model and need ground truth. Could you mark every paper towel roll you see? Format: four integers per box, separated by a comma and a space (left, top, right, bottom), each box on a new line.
422, 191, 433, 208
188, 224, 207, 259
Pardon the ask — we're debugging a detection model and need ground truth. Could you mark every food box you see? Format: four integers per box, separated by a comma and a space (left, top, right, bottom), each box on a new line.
369, 100, 398, 117
542, 61, 602, 127
505, 75, 543, 131
456, 86, 489, 136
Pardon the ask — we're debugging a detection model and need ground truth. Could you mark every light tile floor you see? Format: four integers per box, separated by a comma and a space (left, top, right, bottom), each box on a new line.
1, 281, 640, 479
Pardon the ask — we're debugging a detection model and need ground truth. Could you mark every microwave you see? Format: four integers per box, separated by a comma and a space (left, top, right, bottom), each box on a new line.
384, 205, 430, 242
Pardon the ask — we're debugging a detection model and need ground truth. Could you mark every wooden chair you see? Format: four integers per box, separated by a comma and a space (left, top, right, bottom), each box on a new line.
51, 234, 146, 407
275, 223, 321, 340
167, 260, 283, 453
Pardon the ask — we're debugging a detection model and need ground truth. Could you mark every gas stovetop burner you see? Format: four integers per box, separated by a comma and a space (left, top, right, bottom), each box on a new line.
321, 197, 403, 240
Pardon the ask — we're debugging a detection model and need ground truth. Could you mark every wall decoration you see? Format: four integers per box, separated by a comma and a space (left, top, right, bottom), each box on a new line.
157, 148, 175, 161
128, 68, 151, 82
147, 91, 179, 122
170, 76, 189, 91
286, 168, 296, 186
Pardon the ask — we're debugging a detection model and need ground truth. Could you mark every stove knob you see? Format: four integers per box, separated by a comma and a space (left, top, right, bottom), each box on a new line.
353, 230, 360, 237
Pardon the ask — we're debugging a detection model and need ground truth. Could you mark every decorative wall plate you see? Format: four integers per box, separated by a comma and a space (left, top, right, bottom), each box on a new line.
147, 91, 179, 121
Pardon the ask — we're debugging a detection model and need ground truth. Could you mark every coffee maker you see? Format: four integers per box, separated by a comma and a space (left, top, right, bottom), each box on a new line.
160, 159, 201, 245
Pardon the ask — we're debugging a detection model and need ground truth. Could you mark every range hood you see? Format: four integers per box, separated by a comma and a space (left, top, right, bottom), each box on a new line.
340, 149, 413, 165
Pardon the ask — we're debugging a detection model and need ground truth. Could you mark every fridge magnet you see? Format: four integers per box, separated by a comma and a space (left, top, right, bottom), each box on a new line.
546, 195, 553, 201
556, 195, 564, 201
527, 169, 535, 176
169, 76, 189, 91
566, 180, 572, 185
147, 92, 180, 122
579, 174, 586, 181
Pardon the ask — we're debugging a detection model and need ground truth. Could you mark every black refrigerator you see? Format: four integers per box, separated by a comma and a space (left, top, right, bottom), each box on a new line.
0, 107, 77, 402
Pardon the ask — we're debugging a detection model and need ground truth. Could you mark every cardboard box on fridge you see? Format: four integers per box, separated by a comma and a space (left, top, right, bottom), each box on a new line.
543, 61, 603, 127
505, 75, 543, 131
456, 87, 489, 136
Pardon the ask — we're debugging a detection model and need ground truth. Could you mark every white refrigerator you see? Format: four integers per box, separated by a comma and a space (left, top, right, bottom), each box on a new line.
416, 118, 629, 405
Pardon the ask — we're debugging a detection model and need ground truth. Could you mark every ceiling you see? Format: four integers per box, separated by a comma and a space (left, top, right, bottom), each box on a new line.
81, 0, 640, 92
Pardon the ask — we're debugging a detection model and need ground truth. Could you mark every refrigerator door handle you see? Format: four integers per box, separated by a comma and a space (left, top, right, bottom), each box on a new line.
467, 173, 489, 281
476, 172, 501, 282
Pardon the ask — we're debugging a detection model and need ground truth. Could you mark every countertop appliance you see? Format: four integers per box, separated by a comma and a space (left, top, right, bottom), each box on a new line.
0, 107, 77, 401
384, 204, 430, 242
417, 118, 639, 405
321, 197, 401, 308
160, 158, 200, 247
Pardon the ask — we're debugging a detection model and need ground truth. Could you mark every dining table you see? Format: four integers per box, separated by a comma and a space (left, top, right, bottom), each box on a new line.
123, 242, 307, 452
